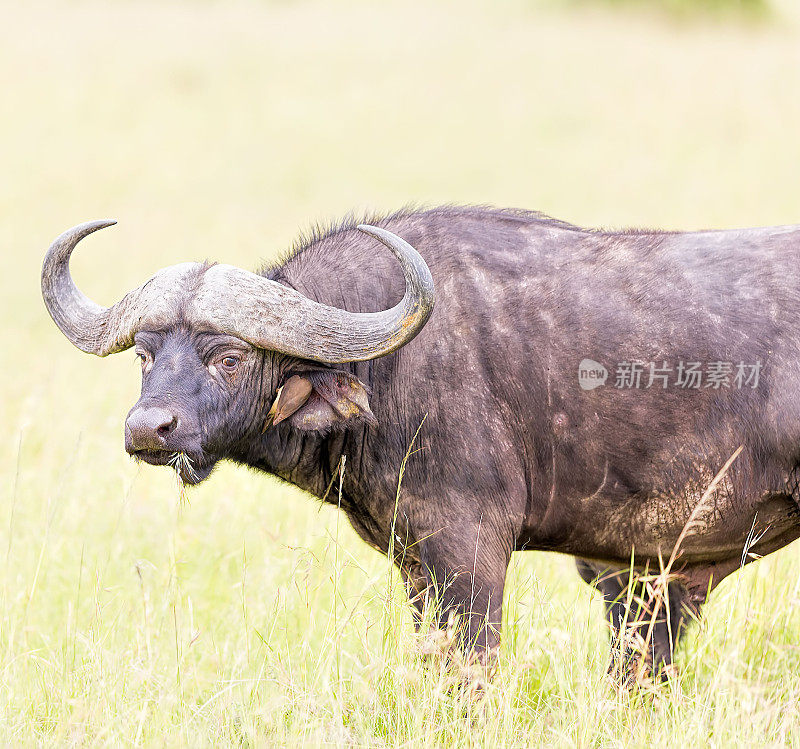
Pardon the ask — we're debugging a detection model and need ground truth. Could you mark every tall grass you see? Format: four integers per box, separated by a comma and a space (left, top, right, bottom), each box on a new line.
2, 0, 800, 744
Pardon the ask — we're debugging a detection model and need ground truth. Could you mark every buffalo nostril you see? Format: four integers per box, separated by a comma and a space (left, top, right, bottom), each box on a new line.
156, 416, 178, 437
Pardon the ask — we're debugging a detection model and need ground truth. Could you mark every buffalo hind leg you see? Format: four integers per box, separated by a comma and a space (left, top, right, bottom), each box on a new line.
576, 558, 702, 684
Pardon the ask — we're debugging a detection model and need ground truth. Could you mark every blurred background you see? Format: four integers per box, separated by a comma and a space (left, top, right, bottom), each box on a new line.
2, 0, 800, 743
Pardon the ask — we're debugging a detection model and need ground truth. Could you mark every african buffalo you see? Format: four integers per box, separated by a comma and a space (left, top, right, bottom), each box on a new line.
41, 207, 800, 680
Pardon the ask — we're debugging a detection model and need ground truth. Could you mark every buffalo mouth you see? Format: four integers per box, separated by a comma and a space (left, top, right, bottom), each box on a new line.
132, 449, 215, 485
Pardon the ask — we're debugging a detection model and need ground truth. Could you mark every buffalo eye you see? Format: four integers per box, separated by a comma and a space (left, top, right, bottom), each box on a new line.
220, 355, 240, 371
135, 350, 151, 372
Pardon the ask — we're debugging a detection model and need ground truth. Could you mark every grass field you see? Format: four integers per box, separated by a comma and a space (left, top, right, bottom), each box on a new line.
3, 0, 800, 744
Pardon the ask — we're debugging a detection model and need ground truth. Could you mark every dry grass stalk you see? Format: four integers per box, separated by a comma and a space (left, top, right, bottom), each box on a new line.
632, 445, 744, 686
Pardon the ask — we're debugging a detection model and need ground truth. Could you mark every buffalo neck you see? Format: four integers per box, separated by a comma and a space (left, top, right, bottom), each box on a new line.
226, 241, 391, 501
230, 422, 363, 504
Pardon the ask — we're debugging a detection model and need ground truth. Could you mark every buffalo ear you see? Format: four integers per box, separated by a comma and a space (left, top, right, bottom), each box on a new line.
272, 369, 377, 433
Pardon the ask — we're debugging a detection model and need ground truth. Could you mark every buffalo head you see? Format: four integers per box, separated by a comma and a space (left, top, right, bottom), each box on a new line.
41, 221, 434, 483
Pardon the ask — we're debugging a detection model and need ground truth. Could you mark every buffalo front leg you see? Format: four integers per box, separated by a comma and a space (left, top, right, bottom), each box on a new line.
412, 519, 512, 658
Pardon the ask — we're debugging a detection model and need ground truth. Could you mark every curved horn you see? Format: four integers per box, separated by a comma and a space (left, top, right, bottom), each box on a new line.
41, 221, 202, 356
43, 221, 435, 364
190, 224, 435, 363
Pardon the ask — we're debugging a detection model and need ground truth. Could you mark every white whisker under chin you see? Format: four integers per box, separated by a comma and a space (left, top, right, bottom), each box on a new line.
168, 451, 200, 484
